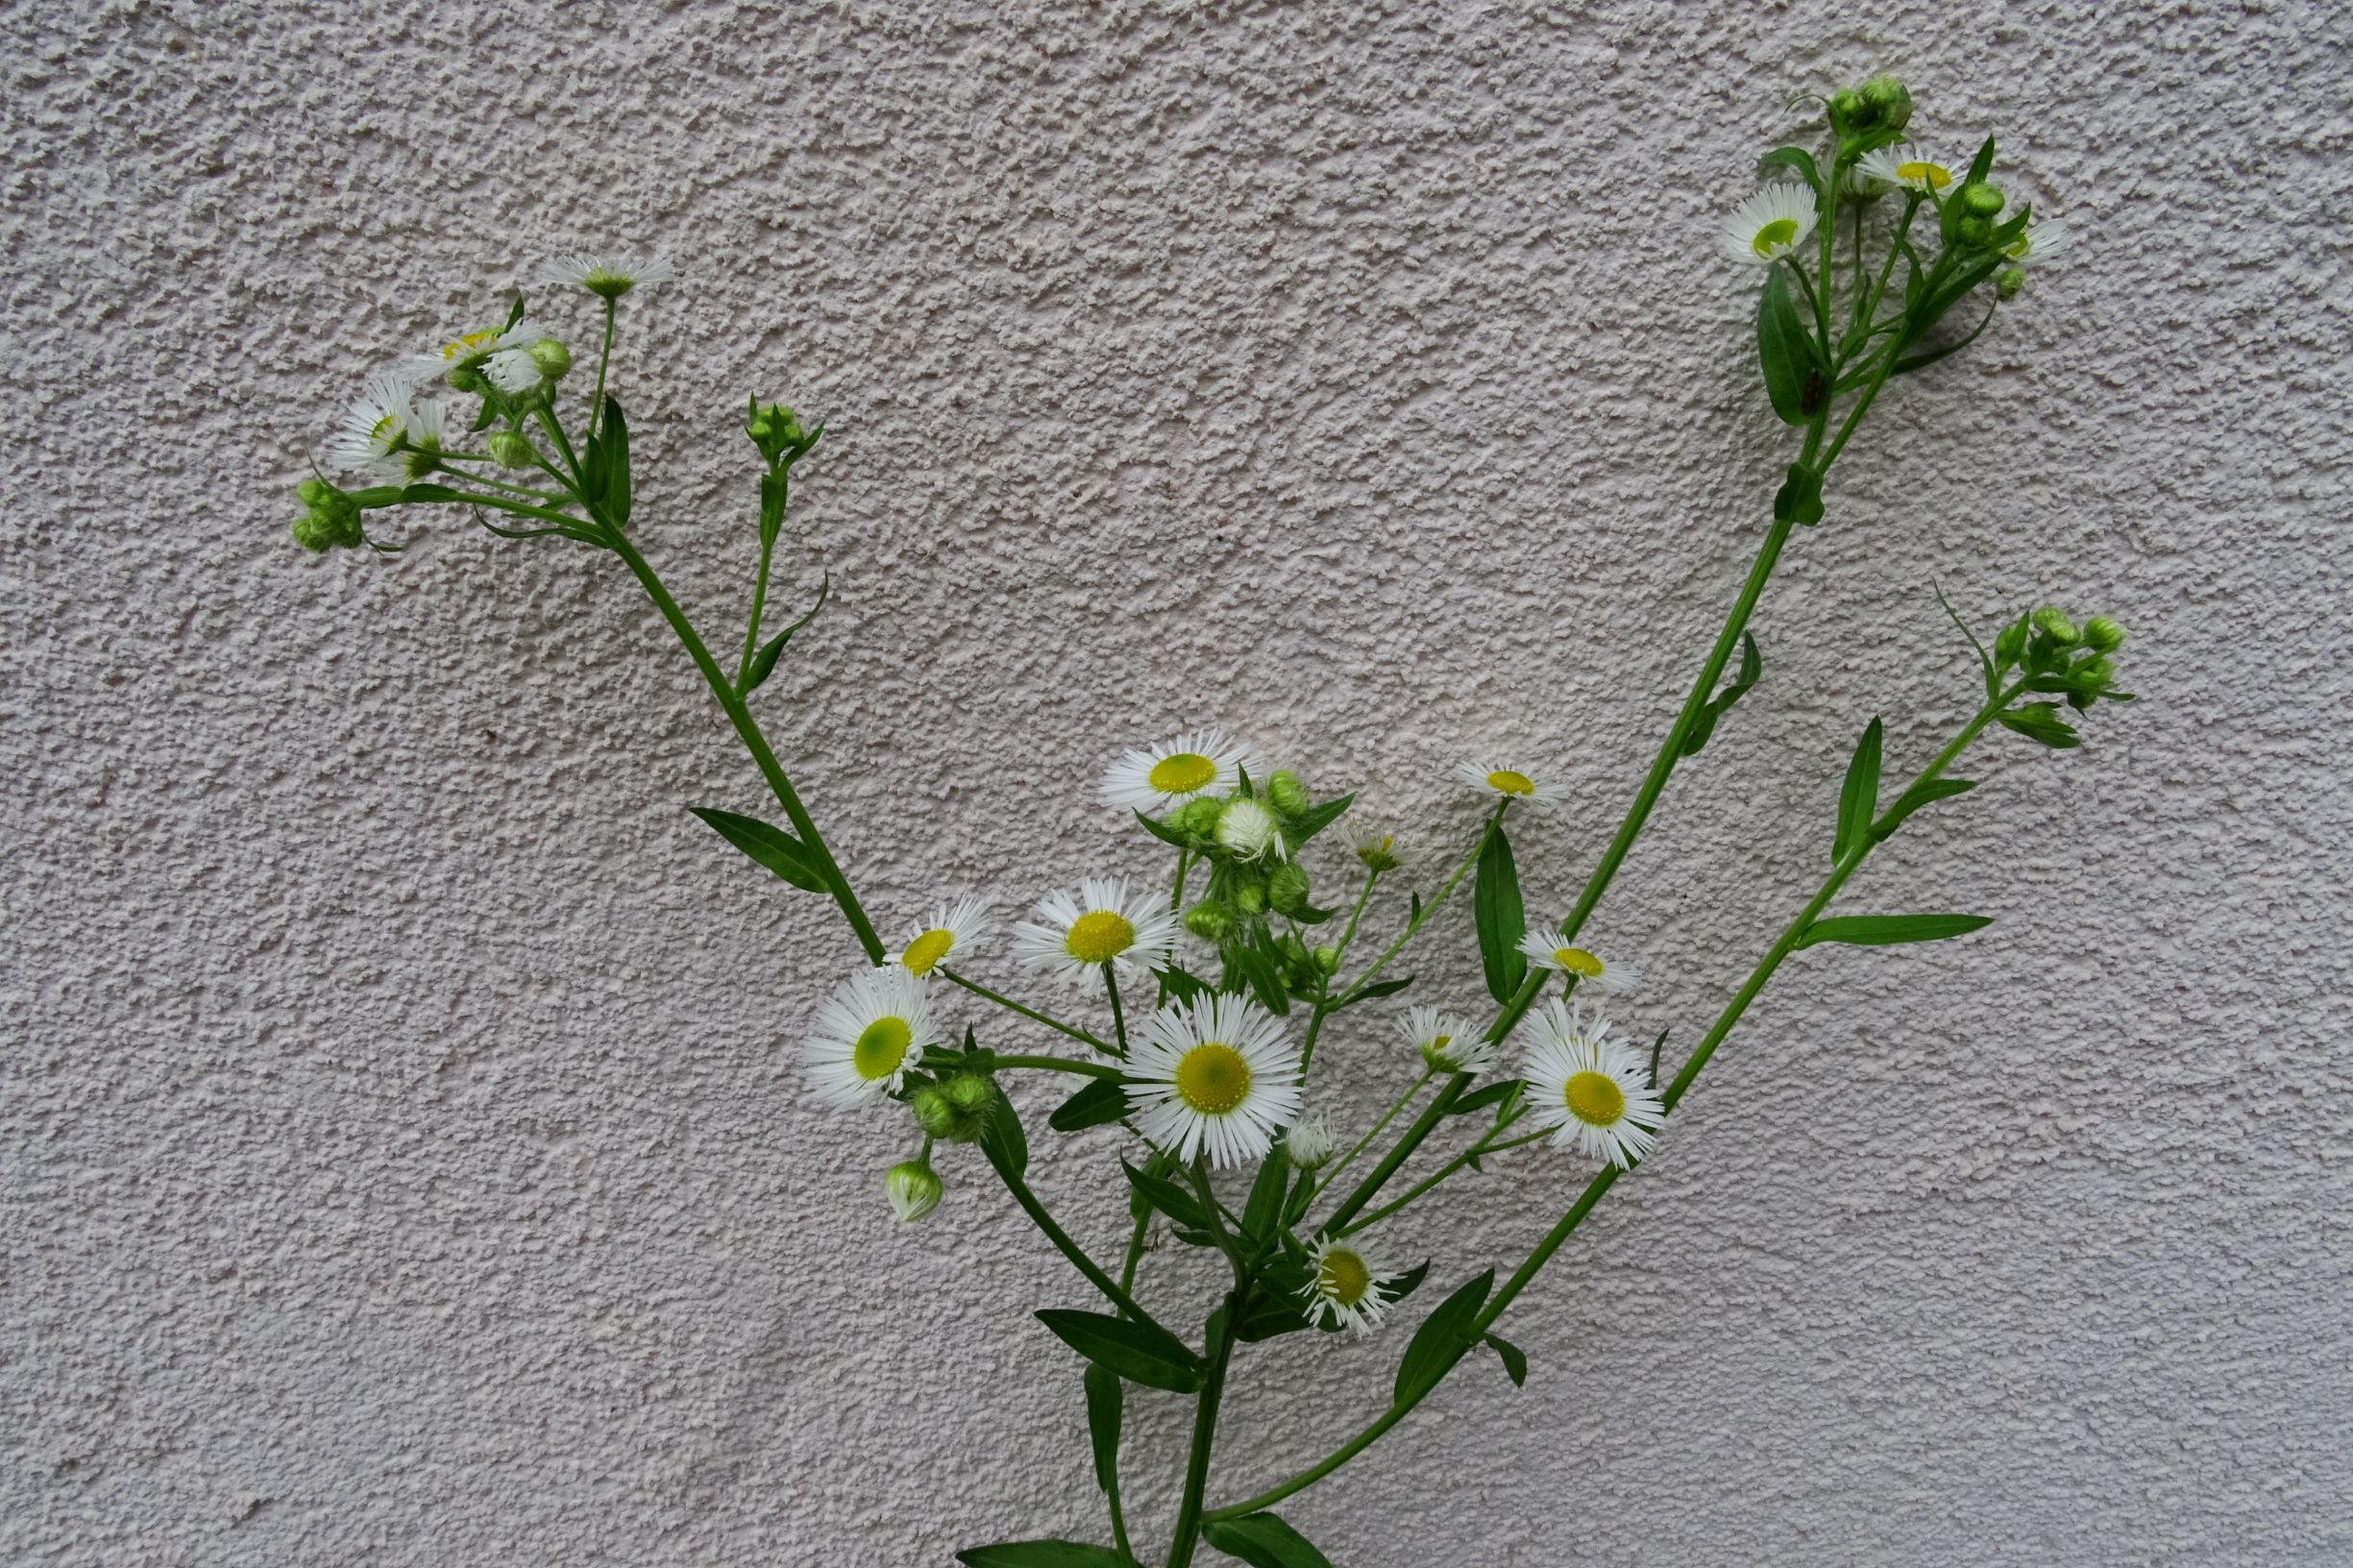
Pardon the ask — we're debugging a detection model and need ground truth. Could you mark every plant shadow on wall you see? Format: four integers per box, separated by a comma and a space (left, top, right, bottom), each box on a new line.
287, 78, 2130, 1568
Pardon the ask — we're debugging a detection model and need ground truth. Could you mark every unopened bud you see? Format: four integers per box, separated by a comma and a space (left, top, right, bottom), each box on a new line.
1183, 900, 1238, 943
884, 1158, 943, 1224
290, 478, 363, 552
1265, 770, 1309, 818
486, 429, 537, 469
2083, 616, 2126, 652
1173, 796, 1225, 840
1828, 86, 1866, 127
2035, 607, 2081, 646
1234, 879, 1268, 916
528, 338, 573, 380
746, 399, 805, 465
1994, 616, 2030, 669
909, 1084, 957, 1139
1959, 182, 2006, 218
1957, 215, 1995, 249
1268, 863, 1311, 916
1313, 944, 1339, 974
1858, 74, 1912, 133
1996, 266, 2027, 302
943, 1072, 994, 1115
1285, 1115, 1337, 1171
2075, 655, 2116, 686
1215, 796, 1282, 862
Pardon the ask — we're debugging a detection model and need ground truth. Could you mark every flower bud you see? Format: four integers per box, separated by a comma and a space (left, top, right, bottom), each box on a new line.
2075, 655, 2116, 687
1173, 796, 1226, 840
1828, 86, 1866, 127
1234, 879, 1268, 916
1858, 74, 1912, 133
446, 361, 487, 395
1349, 825, 1404, 873
909, 1084, 957, 1139
1268, 863, 1311, 916
885, 1158, 944, 1224
290, 478, 363, 552
486, 429, 538, 469
1265, 770, 1309, 819
746, 399, 805, 466
1959, 182, 2006, 218
1184, 900, 1238, 943
1994, 616, 2030, 670
2034, 607, 2081, 646
1286, 1115, 1337, 1171
942, 1071, 994, 1115
1313, 943, 1339, 974
1215, 796, 1282, 861
1956, 215, 1995, 249
2083, 616, 2126, 652
1996, 266, 2027, 302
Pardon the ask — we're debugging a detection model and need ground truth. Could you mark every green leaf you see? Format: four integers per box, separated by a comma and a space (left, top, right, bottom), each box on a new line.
502, 293, 527, 331
1082, 1363, 1121, 1497
1240, 1146, 1290, 1243
1834, 718, 1883, 863
1795, 914, 1995, 950
1332, 975, 1412, 1012
1035, 1310, 1204, 1394
980, 1083, 1027, 1181
1757, 265, 1819, 427
1473, 826, 1526, 1006
1875, 777, 1976, 841
1201, 1512, 1335, 1568
1774, 462, 1826, 527
1998, 703, 2082, 748
1756, 144, 1822, 195
1385, 1260, 1432, 1305
955, 1542, 1126, 1567
1892, 298, 1998, 378
1394, 1268, 1493, 1404
1233, 1287, 1313, 1343
1284, 794, 1355, 847
583, 397, 631, 527
740, 572, 829, 696
1484, 1332, 1529, 1387
1133, 808, 1194, 849
1964, 133, 1998, 187
1157, 966, 1212, 1005
687, 806, 828, 894
1049, 1078, 1131, 1134
756, 469, 788, 551
1223, 939, 1291, 1016
1447, 1078, 1519, 1118
1681, 632, 1763, 757
1121, 1161, 1209, 1232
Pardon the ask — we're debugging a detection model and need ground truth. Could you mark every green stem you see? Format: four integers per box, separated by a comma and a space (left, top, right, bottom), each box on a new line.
1165, 1291, 1240, 1568
1310, 1069, 1432, 1203
586, 296, 616, 439
1336, 1124, 1547, 1238
940, 968, 1114, 1056
985, 1154, 1173, 1336
1336, 809, 1493, 1004
990, 1054, 1125, 1080
735, 471, 781, 693
1104, 963, 1131, 1058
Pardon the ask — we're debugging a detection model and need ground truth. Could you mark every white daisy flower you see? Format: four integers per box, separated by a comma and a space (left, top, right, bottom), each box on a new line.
1300, 1235, 1408, 1336
1450, 759, 1565, 808
2005, 216, 2074, 266
802, 967, 940, 1107
1345, 822, 1413, 874
1521, 1000, 1664, 1169
1717, 182, 1820, 265
1214, 796, 1287, 862
1854, 145, 1958, 195
1012, 878, 1179, 986
483, 346, 543, 395
325, 372, 425, 483
534, 251, 677, 301
1099, 728, 1264, 816
1514, 933, 1639, 996
1125, 992, 1303, 1169
886, 894, 991, 978
1399, 1005, 1498, 1076
1285, 1113, 1337, 1171
406, 317, 551, 389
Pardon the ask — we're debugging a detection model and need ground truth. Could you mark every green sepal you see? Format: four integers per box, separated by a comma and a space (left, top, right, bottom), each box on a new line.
1473, 824, 1527, 1005
740, 572, 829, 696
1394, 1268, 1494, 1404
1484, 1332, 1529, 1387
1048, 1078, 1131, 1134
1774, 462, 1826, 527
1757, 265, 1821, 426
955, 1542, 1127, 1567
1034, 1310, 1204, 1394
687, 806, 828, 893
1834, 717, 1883, 863
1201, 1512, 1336, 1568
1795, 913, 1995, 950
1082, 1362, 1122, 1497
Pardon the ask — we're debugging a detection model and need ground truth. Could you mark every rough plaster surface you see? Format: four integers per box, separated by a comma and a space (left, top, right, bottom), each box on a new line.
5, 1, 2350, 1563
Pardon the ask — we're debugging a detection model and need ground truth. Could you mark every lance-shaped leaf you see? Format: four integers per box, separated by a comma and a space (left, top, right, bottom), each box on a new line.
978, 1081, 1027, 1181
1485, 1332, 1529, 1387
1082, 1362, 1122, 1497
1240, 1144, 1290, 1243
1120, 1161, 1209, 1232
1998, 702, 2082, 748
1757, 265, 1821, 426
1680, 632, 1763, 757
1874, 777, 1977, 841
581, 396, 631, 527
688, 806, 828, 893
740, 572, 830, 696
1283, 793, 1355, 848
1035, 1310, 1204, 1394
956, 1543, 1127, 1567
1201, 1512, 1336, 1568
1834, 718, 1883, 863
1795, 914, 1994, 950
1756, 144, 1822, 195
1474, 826, 1527, 1005
1394, 1268, 1494, 1403
1049, 1078, 1131, 1134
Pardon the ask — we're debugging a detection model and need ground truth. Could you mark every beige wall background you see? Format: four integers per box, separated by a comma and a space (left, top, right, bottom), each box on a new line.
7, 1, 2349, 1563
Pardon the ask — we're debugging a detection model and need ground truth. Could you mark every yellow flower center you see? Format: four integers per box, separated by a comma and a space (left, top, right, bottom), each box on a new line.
1173, 1041, 1252, 1115
1897, 160, 1952, 189
852, 1017, 913, 1081
1752, 217, 1800, 257
1065, 910, 1136, 965
438, 328, 501, 362
1147, 752, 1217, 795
1564, 1069, 1625, 1127
1317, 1248, 1372, 1308
1486, 769, 1535, 796
1554, 947, 1605, 979
900, 928, 954, 975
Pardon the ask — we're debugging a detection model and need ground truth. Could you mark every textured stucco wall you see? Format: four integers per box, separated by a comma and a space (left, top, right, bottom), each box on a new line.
6, 1, 2350, 1563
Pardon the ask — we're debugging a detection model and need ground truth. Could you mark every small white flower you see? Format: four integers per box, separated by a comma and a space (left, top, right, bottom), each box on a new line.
406, 317, 551, 388
1514, 934, 1639, 996
2005, 216, 2074, 266
1399, 1005, 1497, 1076
887, 894, 991, 978
1450, 758, 1564, 808
1012, 878, 1179, 986
1285, 1114, 1337, 1171
483, 346, 543, 395
1299, 1235, 1407, 1336
1854, 145, 1958, 195
325, 372, 424, 482
803, 967, 940, 1106
1214, 796, 1287, 862
1099, 728, 1264, 815
1345, 821, 1413, 873
1126, 992, 1303, 1169
1718, 182, 1821, 266
1520, 1000, 1664, 1169
534, 251, 676, 301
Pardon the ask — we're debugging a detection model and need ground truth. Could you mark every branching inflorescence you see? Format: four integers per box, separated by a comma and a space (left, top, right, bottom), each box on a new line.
290, 77, 2130, 1568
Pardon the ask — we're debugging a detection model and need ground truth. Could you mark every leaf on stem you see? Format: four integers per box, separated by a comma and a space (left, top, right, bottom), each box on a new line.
1447, 1078, 1518, 1118
1834, 717, 1883, 863
1756, 144, 1823, 196
1795, 913, 1994, 950
1034, 1310, 1205, 1394
1757, 264, 1821, 427
1332, 975, 1413, 1012
1394, 1268, 1494, 1404
1120, 1161, 1210, 1232
740, 572, 830, 696
955, 1542, 1127, 1567
1240, 1146, 1290, 1243
687, 806, 828, 893
1484, 1332, 1529, 1387
1284, 794, 1355, 847
979, 1082, 1028, 1180
1998, 702, 2082, 748
581, 396, 631, 527
1774, 462, 1826, 527
1049, 1078, 1131, 1134
1473, 825, 1527, 1006
1874, 777, 1977, 841
1082, 1363, 1122, 1497
1201, 1512, 1336, 1568
1680, 631, 1764, 757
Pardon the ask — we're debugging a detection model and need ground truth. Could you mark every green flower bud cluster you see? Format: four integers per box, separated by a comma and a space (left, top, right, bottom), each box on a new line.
747, 397, 817, 469
291, 477, 364, 552
1151, 768, 1350, 977
1993, 604, 2133, 716
907, 1068, 998, 1145
1828, 72, 1913, 148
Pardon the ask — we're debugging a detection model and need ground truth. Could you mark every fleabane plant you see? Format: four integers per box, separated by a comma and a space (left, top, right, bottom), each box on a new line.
287, 81, 2132, 1567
